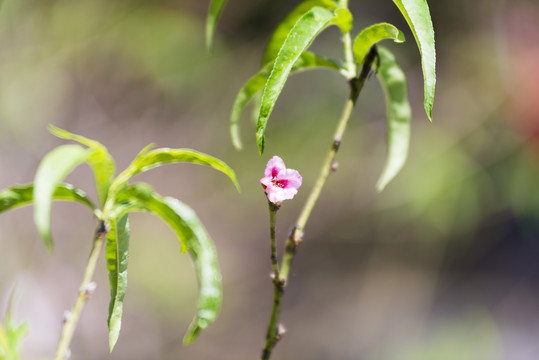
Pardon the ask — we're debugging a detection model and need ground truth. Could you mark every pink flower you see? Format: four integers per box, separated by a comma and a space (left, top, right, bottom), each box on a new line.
260, 156, 302, 204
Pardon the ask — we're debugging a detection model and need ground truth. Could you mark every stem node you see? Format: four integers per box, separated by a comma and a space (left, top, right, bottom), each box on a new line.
277, 323, 287, 338
333, 136, 342, 150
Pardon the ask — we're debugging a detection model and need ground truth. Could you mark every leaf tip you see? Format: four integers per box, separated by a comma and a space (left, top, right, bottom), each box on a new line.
396, 30, 406, 43
231, 127, 243, 151
44, 235, 54, 252
107, 316, 121, 352
256, 132, 265, 156
375, 179, 388, 193
183, 318, 209, 346
182, 332, 195, 346
232, 142, 243, 151
232, 178, 241, 193
205, 23, 214, 53
109, 337, 118, 353
425, 103, 433, 122
47, 124, 65, 139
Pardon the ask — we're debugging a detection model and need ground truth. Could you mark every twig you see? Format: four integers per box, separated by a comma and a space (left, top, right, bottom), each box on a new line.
53, 221, 107, 360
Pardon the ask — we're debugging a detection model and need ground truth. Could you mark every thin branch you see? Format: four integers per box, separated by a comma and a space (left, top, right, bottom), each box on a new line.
53, 221, 107, 360
268, 201, 280, 280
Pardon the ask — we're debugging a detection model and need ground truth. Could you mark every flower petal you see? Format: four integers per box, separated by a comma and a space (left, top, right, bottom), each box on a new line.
277, 169, 302, 189
264, 156, 286, 177
265, 184, 299, 203
266, 187, 282, 203
279, 187, 298, 201
260, 176, 272, 187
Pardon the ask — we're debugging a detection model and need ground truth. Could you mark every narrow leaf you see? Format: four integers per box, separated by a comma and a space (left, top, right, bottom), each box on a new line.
49, 125, 115, 206
392, 0, 436, 120
257, 6, 349, 154
164, 197, 222, 345
375, 47, 412, 192
0, 184, 95, 214
206, 0, 227, 51
262, 0, 337, 65
110, 184, 223, 344
0, 288, 28, 358
34, 145, 94, 250
112, 148, 240, 194
105, 214, 130, 351
0, 324, 8, 357
4, 291, 28, 352
231, 52, 340, 149
0, 291, 28, 359
353, 22, 405, 67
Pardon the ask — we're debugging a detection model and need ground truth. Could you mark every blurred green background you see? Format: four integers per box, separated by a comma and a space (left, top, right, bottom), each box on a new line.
1, 0, 539, 359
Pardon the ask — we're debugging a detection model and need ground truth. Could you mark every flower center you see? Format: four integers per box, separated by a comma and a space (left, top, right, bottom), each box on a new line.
272, 178, 288, 188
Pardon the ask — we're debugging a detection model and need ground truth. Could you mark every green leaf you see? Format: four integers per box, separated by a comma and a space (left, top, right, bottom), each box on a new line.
0, 325, 8, 358
110, 184, 222, 344
110, 183, 190, 252
331, 8, 353, 33
105, 215, 130, 352
262, 0, 337, 65
375, 47, 412, 192
353, 22, 405, 68
231, 51, 340, 149
110, 148, 240, 196
392, 0, 436, 120
206, 0, 227, 51
49, 125, 115, 206
34, 145, 94, 250
0, 184, 95, 215
164, 197, 222, 345
256, 6, 350, 154
0, 289, 28, 360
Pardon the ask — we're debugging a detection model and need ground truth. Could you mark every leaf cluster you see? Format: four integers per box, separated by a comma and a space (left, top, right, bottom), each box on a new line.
0, 126, 240, 351
210, 0, 436, 190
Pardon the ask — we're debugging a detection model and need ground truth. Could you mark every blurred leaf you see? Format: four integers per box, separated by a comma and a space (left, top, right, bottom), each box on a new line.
111, 148, 240, 195
392, 0, 436, 120
257, 6, 350, 154
105, 215, 130, 352
0, 327, 7, 359
231, 51, 341, 149
206, 0, 227, 51
393, 311, 501, 360
262, 0, 337, 65
231, 65, 272, 150
110, 8, 203, 92
0, 290, 28, 360
375, 47, 412, 192
49, 125, 115, 206
0, 184, 95, 214
353, 23, 405, 67
110, 183, 222, 344
34, 144, 94, 250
